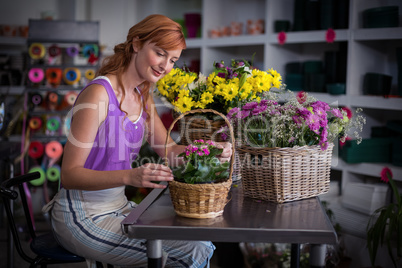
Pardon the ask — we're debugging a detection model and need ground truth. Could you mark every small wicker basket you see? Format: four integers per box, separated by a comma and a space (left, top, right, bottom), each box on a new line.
237, 143, 333, 203
165, 109, 235, 219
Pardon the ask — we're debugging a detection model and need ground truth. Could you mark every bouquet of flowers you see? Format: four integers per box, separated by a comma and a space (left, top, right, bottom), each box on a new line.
220, 91, 366, 151
156, 60, 284, 114
171, 139, 230, 184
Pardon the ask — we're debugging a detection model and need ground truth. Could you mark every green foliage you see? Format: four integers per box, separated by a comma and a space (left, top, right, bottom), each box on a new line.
171, 140, 230, 184
366, 172, 402, 268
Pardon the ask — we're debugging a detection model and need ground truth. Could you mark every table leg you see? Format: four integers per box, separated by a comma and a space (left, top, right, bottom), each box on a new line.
147, 239, 162, 268
309, 244, 326, 268
290, 243, 300, 268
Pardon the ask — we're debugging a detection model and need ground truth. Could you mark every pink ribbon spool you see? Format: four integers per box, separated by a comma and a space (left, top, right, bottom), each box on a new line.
28, 68, 45, 83
45, 141, 63, 159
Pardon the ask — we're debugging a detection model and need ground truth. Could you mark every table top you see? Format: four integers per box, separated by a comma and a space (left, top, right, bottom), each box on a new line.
122, 183, 338, 245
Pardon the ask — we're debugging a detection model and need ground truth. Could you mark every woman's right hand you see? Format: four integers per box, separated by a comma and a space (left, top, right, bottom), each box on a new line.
130, 163, 173, 189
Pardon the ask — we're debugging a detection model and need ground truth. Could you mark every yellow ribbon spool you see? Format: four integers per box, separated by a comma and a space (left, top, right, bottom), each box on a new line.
29, 43, 46, 60
85, 69, 95, 80
63, 67, 81, 85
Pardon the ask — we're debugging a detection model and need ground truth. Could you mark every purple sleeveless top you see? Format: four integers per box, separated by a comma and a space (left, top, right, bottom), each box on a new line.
74, 77, 146, 171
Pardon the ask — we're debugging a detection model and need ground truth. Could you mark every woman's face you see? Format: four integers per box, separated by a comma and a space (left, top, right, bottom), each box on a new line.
133, 40, 182, 84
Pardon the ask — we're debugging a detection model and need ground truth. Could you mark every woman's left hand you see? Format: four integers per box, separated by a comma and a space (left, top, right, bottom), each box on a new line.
216, 142, 232, 163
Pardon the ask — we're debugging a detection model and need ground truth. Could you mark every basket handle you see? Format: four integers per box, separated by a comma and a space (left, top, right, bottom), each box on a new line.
164, 109, 235, 181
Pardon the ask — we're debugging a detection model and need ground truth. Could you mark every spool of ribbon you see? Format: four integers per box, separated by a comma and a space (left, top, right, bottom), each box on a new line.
28, 141, 44, 159
28, 68, 45, 84
46, 165, 61, 182
47, 92, 61, 105
65, 91, 78, 106
82, 44, 99, 58
63, 67, 81, 85
45, 141, 63, 159
31, 93, 42, 106
48, 44, 61, 57
85, 69, 95, 80
66, 46, 79, 57
28, 116, 43, 131
45, 68, 63, 87
28, 43, 45, 60
46, 117, 61, 132
28, 166, 46, 186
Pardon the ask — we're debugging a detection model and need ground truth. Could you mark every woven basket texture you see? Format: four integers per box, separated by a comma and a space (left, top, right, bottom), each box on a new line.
237, 143, 333, 203
165, 109, 235, 219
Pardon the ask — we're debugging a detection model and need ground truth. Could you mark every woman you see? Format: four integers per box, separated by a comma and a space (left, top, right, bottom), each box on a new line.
43, 14, 231, 267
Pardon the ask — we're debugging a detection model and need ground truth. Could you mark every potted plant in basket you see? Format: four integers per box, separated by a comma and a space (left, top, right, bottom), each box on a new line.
366, 167, 402, 268
219, 91, 366, 203
171, 139, 230, 184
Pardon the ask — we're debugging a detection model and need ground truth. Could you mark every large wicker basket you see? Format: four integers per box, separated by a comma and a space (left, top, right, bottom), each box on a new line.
165, 109, 235, 219
237, 143, 333, 203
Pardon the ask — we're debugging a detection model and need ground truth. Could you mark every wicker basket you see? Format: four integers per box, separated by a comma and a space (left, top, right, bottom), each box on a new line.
165, 109, 235, 219
174, 110, 242, 182
237, 143, 333, 203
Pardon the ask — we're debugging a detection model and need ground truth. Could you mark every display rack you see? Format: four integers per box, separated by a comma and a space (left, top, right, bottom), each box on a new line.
134, 0, 402, 189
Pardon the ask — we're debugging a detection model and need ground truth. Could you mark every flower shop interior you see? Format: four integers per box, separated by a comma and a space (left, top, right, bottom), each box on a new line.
1, 0, 402, 268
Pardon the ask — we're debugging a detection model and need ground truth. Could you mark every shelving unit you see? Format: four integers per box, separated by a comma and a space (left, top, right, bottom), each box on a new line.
134, 0, 402, 189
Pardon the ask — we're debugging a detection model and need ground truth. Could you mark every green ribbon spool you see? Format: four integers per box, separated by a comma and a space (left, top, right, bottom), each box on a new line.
28, 166, 46, 186
46, 165, 61, 182
46, 117, 60, 131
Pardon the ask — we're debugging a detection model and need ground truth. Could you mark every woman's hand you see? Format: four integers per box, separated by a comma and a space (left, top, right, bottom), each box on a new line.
130, 163, 173, 189
216, 142, 232, 163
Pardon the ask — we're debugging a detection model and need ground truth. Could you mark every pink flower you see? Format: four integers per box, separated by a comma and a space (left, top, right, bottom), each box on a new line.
203, 148, 210, 155
296, 91, 307, 104
380, 167, 392, 183
331, 108, 343, 119
341, 106, 353, 119
197, 151, 204, 156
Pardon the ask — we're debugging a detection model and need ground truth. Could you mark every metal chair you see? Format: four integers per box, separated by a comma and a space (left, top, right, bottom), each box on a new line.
0, 171, 111, 268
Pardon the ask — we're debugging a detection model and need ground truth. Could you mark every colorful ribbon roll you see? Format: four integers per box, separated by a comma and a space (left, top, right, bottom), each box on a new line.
47, 92, 61, 105
45, 141, 63, 159
28, 68, 45, 84
65, 91, 78, 106
31, 93, 42, 106
82, 44, 99, 58
48, 44, 61, 57
46, 165, 61, 182
63, 67, 81, 85
28, 116, 42, 131
46, 117, 61, 132
28, 166, 46, 186
28, 141, 44, 159
28, 43, 45, 60
85, 69, 95, 80
46, 68, 63, 87
66, 46, 79, 57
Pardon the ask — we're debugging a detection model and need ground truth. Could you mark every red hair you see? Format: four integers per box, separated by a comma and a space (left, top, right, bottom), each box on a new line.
96, 14, 186, 121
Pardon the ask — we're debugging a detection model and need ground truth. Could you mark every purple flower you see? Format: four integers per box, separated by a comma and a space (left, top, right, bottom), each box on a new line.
330, 108, 344, 119
203, 148, 210, 155
217, 72, 226, 78
215, 62, 224, 68
252, 105, 267, 115
241, 110, 251, 119
242, 102, 258, 111
227, 107, 240, 120
220, 132, 228, 141
307, 114, 321, 134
